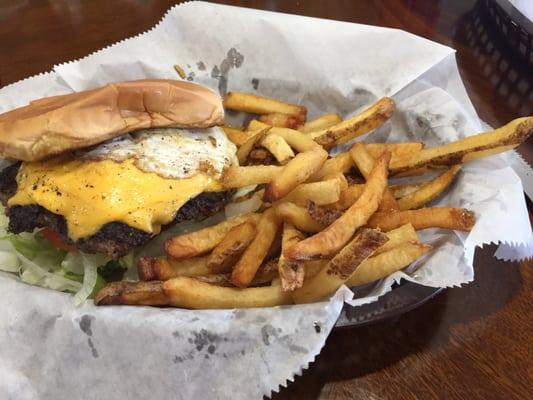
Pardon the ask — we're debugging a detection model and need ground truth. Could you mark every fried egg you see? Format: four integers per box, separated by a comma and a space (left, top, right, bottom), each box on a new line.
80, 127, 237, 179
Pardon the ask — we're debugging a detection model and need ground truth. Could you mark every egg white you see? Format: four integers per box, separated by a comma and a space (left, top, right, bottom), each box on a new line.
80, 127, 237, 179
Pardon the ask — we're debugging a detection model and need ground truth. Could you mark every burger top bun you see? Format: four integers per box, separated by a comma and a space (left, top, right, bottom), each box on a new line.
0, 79, 224, 162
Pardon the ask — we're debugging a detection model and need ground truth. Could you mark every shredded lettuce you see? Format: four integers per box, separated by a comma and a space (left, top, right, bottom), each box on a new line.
0, 202, 126, 303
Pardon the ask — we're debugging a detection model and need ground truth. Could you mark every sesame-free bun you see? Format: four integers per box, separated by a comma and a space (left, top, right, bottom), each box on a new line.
0, 79, 224, 161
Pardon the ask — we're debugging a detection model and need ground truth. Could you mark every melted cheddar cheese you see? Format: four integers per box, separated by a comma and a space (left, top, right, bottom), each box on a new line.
8, 158, 222, 240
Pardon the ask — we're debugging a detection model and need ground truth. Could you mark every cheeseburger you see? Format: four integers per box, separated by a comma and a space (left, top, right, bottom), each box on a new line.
0, 80, 237, 259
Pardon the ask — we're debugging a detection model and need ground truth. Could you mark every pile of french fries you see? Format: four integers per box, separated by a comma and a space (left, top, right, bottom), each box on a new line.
95, 92, 533, 309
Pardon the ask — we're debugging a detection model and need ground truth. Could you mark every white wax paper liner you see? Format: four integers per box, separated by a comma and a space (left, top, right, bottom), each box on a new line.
0, 2, 532, 399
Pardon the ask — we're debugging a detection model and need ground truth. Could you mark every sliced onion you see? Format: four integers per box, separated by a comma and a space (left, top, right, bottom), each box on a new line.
225, 194, 263, 219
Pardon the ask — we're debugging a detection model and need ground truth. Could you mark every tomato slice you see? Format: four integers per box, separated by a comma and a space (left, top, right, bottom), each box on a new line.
41, 228, 78, 253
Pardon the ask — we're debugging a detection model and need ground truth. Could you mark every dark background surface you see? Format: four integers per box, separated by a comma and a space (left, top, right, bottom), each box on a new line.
0, 1, 532, 399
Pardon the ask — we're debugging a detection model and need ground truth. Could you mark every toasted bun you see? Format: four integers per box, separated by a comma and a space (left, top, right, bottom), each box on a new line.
0, 79, 224, 161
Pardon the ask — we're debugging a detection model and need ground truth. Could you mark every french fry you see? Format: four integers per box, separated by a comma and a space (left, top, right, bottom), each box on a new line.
303, 260, 328, 279
286, 152, 391, 260
375, 223, 418, 255
248, 121, 321, 152
346, 241, 432, 286
222, 126, 250, 147
207, 222, 257, 273
311, 97, 395, 149
293, 228, 388, 303
350, 143, 399, 211
275, 202, 326, 233
366, 143, 424, 159
165, 214, 260, 259
389, 117, 533, 174
264, 147, 328, 202
254, 257, 279, 286
221, 165, 282, 188
260, 134, 295, 164
299, 113, 342, 133
367, 207, 476, 231
307, 201, 342, 226
390, 182, 425, 199
173, 64, 186, 79
138, 256, 210, 281
223, 92, 306, 116
310, 143, 423, 181
278, 223, 305, 291
281, 179, 341, 206
259, 112, 305, 128
331, 172, 349, 191
312, 153, 353, 181
231, 208, 281, 288
237, 127, 270, 164
397, 165, 462, 210
95, 281, 169, 306
95, 278, 293, 308
337, 184, 365, 209
163, 277, 293, 309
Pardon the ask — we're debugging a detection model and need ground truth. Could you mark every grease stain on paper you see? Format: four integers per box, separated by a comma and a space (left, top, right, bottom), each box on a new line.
79, 314, 99, 358
211, 47, 244, 95
261, 324, 307, 354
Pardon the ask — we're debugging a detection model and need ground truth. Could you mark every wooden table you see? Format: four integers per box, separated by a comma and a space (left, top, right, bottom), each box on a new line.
0, 1, 531, 399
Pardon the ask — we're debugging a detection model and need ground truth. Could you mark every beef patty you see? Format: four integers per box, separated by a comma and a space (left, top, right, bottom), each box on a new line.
0, 163, 233, 258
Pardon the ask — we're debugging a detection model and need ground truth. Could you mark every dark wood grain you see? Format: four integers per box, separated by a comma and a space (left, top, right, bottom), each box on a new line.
0, 1, 531, 399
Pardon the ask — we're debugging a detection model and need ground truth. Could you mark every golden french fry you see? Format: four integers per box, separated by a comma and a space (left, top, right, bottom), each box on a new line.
275, 202, 326, 233
375, 223, 418, 255
293, 228, 388, 303
307, 201, 342, 226
163, 277, 293, 309
312, 153, 354, 181
207, 222, 257, 273
350, 143, 399, 211
221, 165, 283, 188
138, 256, 210, 281
337, 184, 365, 209
247, 121, 320, 152
253, 257, 279, 286
278, 223, 305, 291
286, 152, 391, 260
95, 278, 293, 309
223, 92, 306, 116
264, 147, 328, 202
95, 281, 169, 306
299, 113, 342, 133
260, 133, 295, 164
237, 127, 270, 165
311, 97, 395, 149
280, 179, 341, 206
259, 113, 305, 128
231, 208, 281, 288
311, 143, 423, 181
173, 64, 186, 79
303, 260, 328, 279
390, 182, 425, 199
223, 126, 252, 147
398, 165, 462, 210
331, 172, 349, 191
367, 207, 476, 231
347, 241, 432, 286
389, 117, 533, 174
366, 143, 424, 159
194, 274, 233, 286
165, 214, 259, 259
